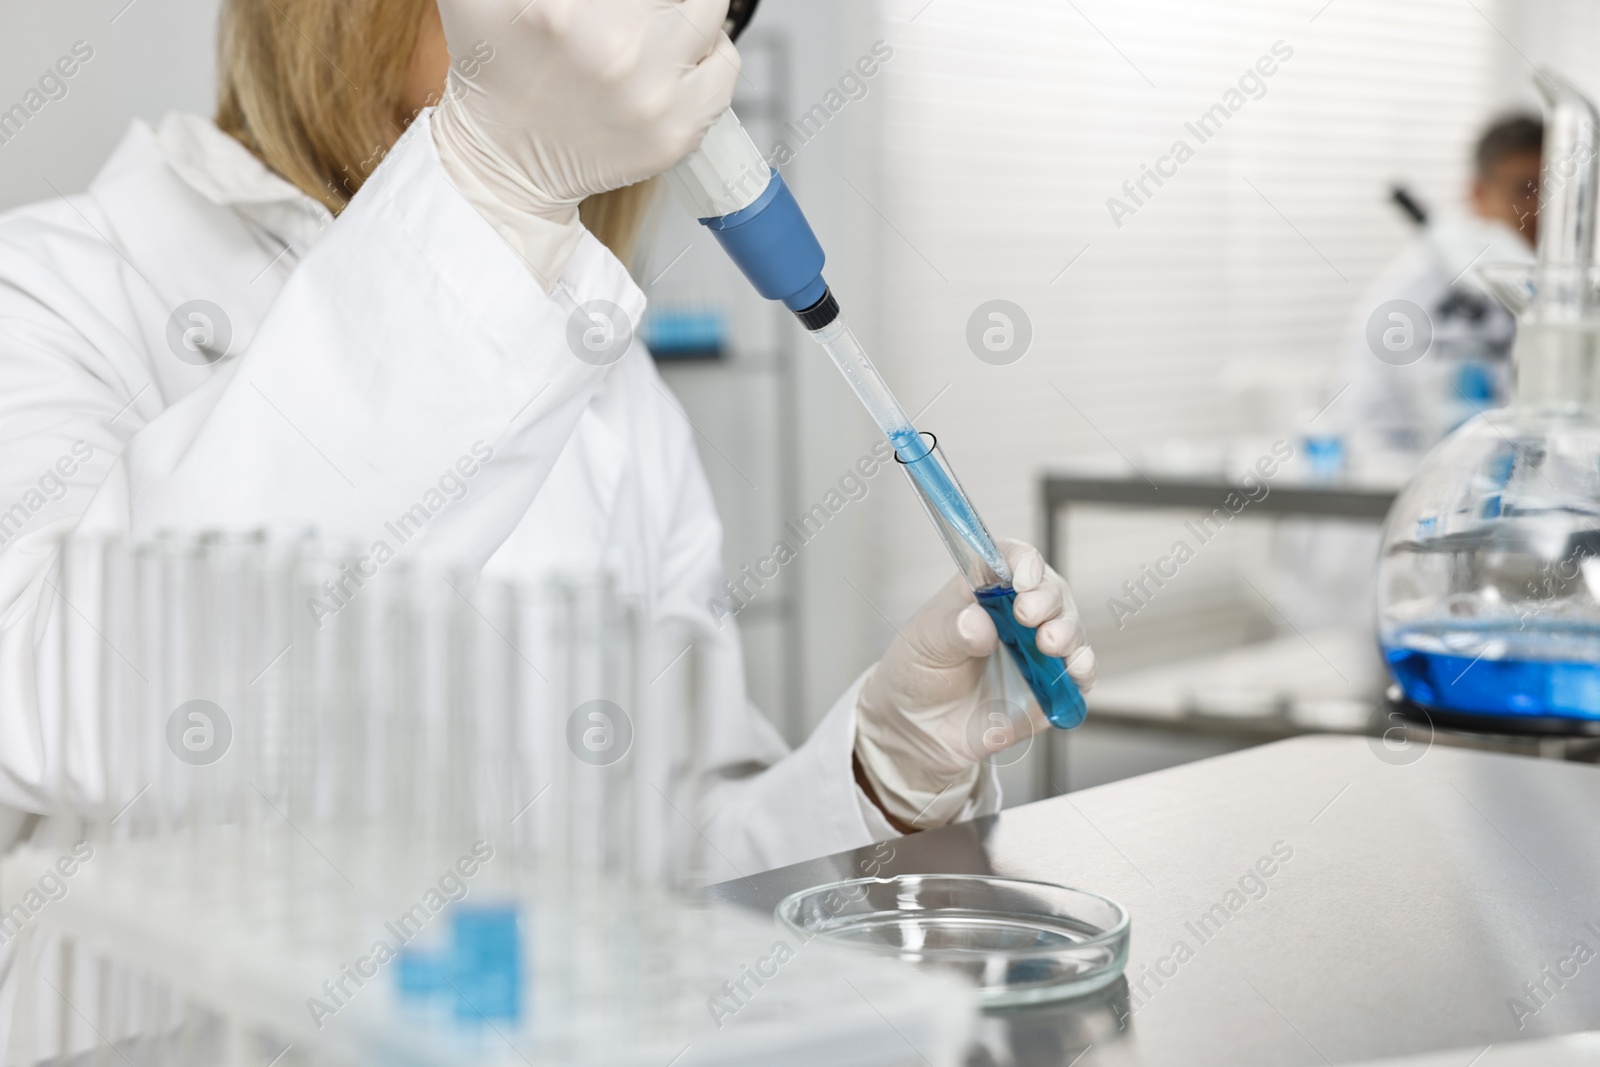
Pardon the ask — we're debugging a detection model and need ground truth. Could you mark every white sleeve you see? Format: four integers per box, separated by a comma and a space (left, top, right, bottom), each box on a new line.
642, 402, 875, 877
0, 112, 643, 819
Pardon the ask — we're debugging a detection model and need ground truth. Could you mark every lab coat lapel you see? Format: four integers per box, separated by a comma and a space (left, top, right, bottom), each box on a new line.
87, 112, 639, 576
86, 117, 324, 375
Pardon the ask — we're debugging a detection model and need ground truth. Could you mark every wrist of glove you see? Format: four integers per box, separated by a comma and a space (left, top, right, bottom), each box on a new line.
854, 540, 1095, 830
433, 111, 587, 292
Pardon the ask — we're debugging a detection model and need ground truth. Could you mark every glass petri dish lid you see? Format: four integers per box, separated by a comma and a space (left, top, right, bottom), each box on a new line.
775, 873, 1129, 1008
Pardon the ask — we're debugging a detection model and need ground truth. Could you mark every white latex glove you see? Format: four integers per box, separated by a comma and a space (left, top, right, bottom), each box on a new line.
432, 0, 739, 286
855, 539, 1096, 830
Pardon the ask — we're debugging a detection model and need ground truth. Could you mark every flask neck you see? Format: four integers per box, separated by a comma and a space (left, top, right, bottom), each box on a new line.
1511, 319, 1600, 415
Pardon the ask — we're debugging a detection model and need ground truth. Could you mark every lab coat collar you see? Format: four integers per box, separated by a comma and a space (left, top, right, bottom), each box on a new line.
90, 107, 637, 542
87, 115, 321, 373
95, 111, 334, 262
153, 111, 307, 207
156, 112, 335, 259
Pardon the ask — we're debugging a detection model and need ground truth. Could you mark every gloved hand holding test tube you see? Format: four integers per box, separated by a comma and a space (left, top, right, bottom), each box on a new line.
666, 112, 1088, 730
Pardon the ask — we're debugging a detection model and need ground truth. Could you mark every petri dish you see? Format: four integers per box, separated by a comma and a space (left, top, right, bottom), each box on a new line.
775, 873, 1129, 1008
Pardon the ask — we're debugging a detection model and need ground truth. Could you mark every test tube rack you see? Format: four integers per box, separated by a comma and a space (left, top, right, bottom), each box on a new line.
2, 833, 973, 1066
3, 534, 975, 1065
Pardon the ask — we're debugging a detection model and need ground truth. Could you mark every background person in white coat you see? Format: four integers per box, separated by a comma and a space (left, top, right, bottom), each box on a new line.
0, 0, 1095, 897
1274, 116, 1542, 641
1333, 114, 1542, 462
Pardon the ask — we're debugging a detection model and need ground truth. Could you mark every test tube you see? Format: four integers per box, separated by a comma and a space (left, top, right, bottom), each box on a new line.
56, 535, 101, 827
144, 536, 202, 889
97, 538, 142, 845
197, 531, 267, 909
456, 575, 515, 862
896, 433, 1088, 730
285, 545, 342, 945
377, 563, 412, 886
358, 562, 400, 897
441, 566, 477, 864
521, 579, 567, 892
56, 537, 136, 1067
502, 580, 548, 887
247, 536, 299, 933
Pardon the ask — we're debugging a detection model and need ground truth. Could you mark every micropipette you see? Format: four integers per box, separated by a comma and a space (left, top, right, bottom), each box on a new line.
666, 112, 1087, 729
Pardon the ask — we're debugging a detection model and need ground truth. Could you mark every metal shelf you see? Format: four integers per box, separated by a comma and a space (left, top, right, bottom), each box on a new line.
1035, 466, 1401, 795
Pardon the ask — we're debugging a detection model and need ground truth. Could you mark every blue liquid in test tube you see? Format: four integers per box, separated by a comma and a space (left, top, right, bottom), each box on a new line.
889, 428, 1087, 730
976, 587, 1087, 729
396, 904, 524, 1027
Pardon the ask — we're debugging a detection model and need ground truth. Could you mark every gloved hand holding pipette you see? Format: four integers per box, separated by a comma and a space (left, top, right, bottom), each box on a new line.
430, 0, 1096, 838
856, 541, 1095, 829
668, 107, 1095, 773
432, 0, 738, 287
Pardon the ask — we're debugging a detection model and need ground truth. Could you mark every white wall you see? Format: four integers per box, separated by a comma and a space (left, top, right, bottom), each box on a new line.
0, 0, 219, 211
1496, 1, 1600, 108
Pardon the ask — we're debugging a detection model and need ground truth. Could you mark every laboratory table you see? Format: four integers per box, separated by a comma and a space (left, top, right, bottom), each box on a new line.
710, 736, 1600, 1066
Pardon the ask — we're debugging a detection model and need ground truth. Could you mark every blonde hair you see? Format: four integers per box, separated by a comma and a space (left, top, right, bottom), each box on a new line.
214, 0, 657, 267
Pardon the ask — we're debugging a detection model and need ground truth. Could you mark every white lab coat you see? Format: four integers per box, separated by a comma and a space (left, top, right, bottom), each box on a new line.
1329, 212, 1529, 456
0, 112, 1003, 1038
1273, 213, 1532, 636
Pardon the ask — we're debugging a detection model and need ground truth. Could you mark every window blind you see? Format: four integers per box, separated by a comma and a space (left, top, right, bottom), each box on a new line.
868, 0, 1506, 654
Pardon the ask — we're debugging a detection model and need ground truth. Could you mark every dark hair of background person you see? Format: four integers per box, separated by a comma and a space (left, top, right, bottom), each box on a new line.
1474, 114, 1544, 179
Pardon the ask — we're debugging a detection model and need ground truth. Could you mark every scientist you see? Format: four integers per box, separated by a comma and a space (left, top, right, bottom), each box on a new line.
1332, 114, 1541, 458
0, 0, 1095, 878
1277, 116, 1542, 636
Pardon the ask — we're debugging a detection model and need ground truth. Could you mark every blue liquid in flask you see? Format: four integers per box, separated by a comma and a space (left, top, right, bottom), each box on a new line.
1385, 622, 1600, 720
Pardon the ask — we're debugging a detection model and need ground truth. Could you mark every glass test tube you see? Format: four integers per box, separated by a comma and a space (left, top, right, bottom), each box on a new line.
897, 435, 1088, 730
